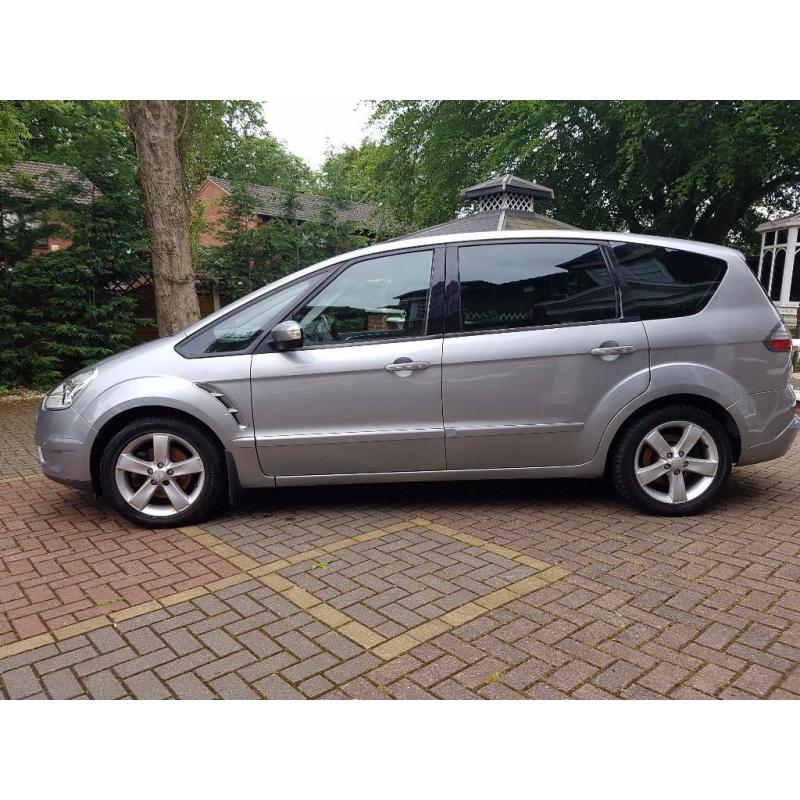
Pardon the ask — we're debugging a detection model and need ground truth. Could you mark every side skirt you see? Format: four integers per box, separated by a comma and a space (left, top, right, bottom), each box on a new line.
275, 462, 602, 487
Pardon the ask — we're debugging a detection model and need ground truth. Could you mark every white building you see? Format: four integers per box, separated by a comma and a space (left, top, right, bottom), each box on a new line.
755, 212, 800, 332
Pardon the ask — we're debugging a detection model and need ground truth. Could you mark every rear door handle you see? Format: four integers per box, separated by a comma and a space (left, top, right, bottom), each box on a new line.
590, 345, 637, 356
385, 359, 430, 372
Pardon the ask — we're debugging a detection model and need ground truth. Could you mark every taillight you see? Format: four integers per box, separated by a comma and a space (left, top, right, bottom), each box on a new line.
764, 321, 792, 353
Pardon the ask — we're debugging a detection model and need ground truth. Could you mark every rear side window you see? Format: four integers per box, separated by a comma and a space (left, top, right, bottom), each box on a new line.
457, 242, 618, 332
612, 243, 727, 320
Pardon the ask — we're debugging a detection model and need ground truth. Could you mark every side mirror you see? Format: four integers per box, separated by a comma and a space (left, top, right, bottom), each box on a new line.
271, 320, 304, 351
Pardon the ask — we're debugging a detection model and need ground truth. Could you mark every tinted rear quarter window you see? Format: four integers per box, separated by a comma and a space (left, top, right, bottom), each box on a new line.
458, 242, 618, 332
612, 243, 727, 320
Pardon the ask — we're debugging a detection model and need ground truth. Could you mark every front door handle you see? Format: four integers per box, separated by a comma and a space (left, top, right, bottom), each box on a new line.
385, 359, 430, 372
590, 344, 637, 357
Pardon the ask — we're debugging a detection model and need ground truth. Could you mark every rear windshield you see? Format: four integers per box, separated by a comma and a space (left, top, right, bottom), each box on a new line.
611, 243, 728, 320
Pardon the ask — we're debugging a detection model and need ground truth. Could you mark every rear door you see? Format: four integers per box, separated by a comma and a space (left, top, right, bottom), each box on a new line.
441, 239, 650, 470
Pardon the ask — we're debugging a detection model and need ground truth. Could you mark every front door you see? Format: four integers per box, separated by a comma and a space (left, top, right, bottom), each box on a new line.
251, 248, 446, 478
442, 240, 650, 470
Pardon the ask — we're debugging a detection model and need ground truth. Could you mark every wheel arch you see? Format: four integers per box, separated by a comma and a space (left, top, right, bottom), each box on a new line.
603, 393, 742, 475
90, 405, 227, 496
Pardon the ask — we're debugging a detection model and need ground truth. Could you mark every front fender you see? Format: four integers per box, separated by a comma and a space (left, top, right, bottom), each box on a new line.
82, 376, 242, 445
79, 376, 267, 490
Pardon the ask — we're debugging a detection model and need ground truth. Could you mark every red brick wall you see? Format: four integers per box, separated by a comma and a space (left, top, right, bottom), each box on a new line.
195, 178, 259, 247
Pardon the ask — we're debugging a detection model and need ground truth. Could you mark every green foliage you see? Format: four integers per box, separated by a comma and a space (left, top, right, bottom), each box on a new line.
180, 101, 311, 192
198, 183, 368, 300
0, 100, 149, 390
0, 246, 140, 390
364, 100, 800, 248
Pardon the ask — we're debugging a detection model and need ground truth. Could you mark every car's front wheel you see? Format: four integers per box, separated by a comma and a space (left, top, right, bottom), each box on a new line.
100, 416, 226, 528
610, 405, 733, 516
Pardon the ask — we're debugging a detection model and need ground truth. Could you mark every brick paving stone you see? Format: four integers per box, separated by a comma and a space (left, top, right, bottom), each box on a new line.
84, 670, 126, 699
88, 627, 127, 654
198, 629, 241, 658
2, 401, 800, 701
161, 629, 204, 657
637, 662, 690, 695
688, 664, 736, 696
4, 665, 41, 699
254, 675, 304, 699
453, 657, 508, 690
276, 631, 321, 659
547, 660, 598, 693
409, 655, 465, 688
525, 682, 569, 700
386, 678, 434, 699
339, 677, 386, 699
115, 648, 176, 679
325, 653, 382, 685
156, 649, 217, 681
168, 673, 215, 699
732, 664, 783, 697
430, 679, 479, 699
42, 669, 83, 699
196, 651, 256, 682
282, 653, 340, 684
592, 661, 646, 693
299, 675, 336, 698
125, 671, 172, 700
210, 673, 260, 700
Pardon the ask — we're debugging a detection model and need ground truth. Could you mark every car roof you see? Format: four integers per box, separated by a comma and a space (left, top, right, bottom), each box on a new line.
180, 229, 742, 338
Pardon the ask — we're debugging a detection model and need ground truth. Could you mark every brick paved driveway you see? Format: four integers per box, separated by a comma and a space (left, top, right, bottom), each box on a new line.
1, 398, 799, 699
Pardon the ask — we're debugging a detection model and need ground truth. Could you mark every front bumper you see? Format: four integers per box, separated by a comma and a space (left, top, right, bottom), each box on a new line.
35, 405, 95, 490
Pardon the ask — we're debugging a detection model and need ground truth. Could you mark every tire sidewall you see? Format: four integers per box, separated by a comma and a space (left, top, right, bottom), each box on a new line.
100, 417, 225, 528
616, 406, 732, 516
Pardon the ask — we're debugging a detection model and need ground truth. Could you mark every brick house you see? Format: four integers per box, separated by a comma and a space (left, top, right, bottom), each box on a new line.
0, 160, 100, 259
195, 176, 381, 247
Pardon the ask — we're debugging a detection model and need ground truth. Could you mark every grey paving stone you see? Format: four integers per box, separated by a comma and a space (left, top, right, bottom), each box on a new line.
168, 673, 215, 700
84, 670, 127, 699
253, 675, 304, 699
124, 671, 172, 700
43, 668, 83, 699
3, 665, 42, 699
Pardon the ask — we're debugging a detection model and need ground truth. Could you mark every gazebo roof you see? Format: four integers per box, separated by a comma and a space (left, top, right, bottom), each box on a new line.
398, 173, 575, 240
400, 209, 577, 239
460, 174, 555, 201
757, 212, 800, 233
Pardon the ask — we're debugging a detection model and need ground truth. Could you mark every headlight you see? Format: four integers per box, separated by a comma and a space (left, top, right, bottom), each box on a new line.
43, 368, 98, 410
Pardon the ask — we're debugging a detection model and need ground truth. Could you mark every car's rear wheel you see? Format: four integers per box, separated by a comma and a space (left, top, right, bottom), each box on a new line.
100, 416, 226, 528
610, 404, 732, 516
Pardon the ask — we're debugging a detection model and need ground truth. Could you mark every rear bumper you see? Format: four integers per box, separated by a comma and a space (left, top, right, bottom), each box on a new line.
35, 405, 95, 490
737, 414, 799, 466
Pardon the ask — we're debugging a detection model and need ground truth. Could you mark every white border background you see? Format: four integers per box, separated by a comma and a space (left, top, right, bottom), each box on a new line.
2, 2, 797, 797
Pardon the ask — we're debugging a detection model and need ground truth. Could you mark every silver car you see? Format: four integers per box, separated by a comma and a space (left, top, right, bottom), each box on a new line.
35, 230, 799, 528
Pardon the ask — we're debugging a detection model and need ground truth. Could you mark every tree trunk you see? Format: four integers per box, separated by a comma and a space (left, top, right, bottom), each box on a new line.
124, 101, 200, 336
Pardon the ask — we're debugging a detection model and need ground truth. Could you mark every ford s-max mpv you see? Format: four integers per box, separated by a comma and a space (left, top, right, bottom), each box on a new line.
35, 230, 799, 527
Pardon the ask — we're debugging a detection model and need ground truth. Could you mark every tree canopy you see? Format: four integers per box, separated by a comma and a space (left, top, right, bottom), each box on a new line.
328, 100, 800, 249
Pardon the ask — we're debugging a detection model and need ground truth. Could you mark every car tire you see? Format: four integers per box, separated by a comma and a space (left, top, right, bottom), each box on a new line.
99, 416, 226, 528
610, 404, 733, 517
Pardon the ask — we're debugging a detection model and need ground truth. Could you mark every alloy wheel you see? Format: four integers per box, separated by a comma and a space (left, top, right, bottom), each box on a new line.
114, 432, 205, 518
633, 420, 719, 505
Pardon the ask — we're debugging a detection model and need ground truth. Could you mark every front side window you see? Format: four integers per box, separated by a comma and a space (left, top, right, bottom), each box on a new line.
612, 243, 727, 320
293, 250, 434, 345
179, 273, 327, 356
457, 242, 618, 332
